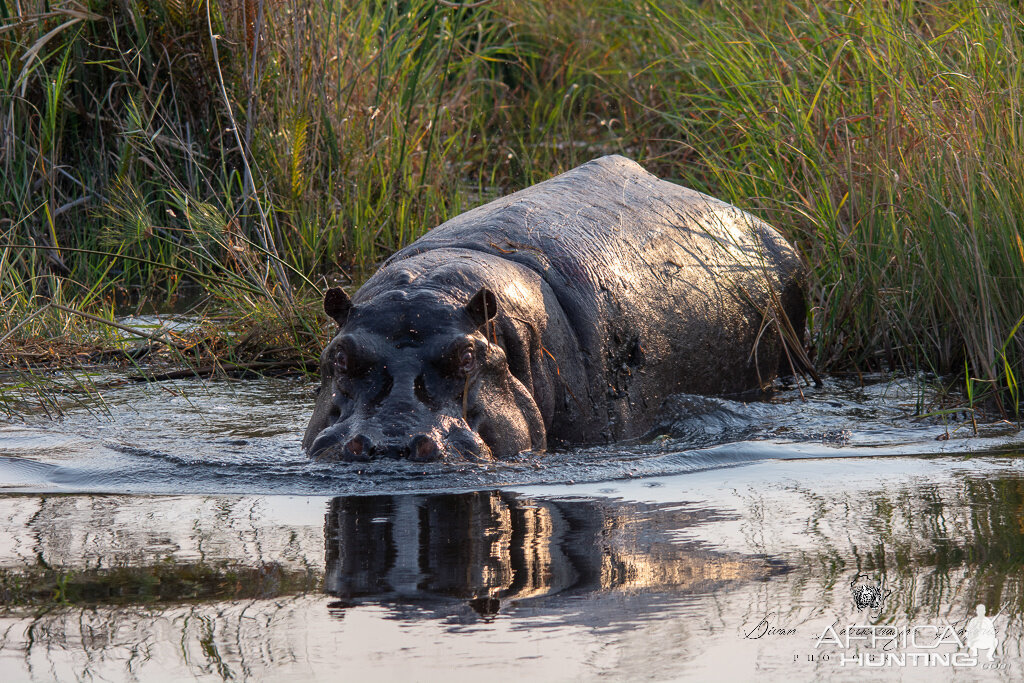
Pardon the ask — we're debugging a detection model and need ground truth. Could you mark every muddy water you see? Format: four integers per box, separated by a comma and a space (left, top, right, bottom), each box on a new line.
1, 375, 1024, 681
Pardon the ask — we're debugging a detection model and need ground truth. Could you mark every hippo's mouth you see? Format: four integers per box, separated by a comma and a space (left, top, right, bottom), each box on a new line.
307, 420, 493, 463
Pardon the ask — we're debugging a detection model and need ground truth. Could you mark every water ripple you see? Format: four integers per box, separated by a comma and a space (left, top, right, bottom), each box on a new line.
0, 374, 1019, 495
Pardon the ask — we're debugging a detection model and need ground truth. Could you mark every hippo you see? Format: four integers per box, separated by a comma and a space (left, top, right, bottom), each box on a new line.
304, 155, 807, 462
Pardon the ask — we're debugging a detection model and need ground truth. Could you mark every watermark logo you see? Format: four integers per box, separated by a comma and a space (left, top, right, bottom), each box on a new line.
964, 603, 1002, 662
849, 572, 891, 616
810, 601, 1009, 669
739, 580, 1014, 671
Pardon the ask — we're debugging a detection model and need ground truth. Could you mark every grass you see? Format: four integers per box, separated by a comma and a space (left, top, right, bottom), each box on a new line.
628, 0, 1024, 411
1, 0, 1023, 414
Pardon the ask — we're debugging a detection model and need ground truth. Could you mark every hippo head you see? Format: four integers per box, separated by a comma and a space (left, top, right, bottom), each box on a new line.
303, 286, 545, 462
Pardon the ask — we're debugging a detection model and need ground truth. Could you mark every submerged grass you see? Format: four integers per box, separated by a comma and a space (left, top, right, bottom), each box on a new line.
1, 0, 1023, 413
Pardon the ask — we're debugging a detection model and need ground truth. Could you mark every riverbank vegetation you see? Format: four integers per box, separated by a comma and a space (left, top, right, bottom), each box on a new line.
2, 0, 1022, 414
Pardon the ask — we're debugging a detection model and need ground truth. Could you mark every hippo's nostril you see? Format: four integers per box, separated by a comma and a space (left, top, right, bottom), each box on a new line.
308, 431, 342, 461
409, 434, 439, 462
343, 435, 372, 462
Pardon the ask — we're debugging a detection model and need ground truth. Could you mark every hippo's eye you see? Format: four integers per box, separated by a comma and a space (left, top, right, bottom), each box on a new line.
458, 347, 475, 374
335, 349, 348, 374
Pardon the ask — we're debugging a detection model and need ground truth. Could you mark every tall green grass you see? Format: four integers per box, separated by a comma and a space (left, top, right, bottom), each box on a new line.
617, 0, 1024, 412
1, 0, 518, 347
2, 0, 1024, 412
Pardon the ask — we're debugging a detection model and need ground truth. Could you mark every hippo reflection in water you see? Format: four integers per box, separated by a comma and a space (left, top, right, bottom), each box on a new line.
304, 155, 807, 462
323, 491, 782, 616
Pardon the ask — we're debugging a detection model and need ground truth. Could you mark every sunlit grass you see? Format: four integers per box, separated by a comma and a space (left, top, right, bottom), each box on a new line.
619, 0, 1024, 414
2, 0, 1023, 413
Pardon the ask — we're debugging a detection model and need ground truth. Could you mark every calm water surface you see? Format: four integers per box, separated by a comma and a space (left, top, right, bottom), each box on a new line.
1, 374, 1024, 681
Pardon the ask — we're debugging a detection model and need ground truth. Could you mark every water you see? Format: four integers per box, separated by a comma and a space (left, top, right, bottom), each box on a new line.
1, 373, 1024, 680
1, 374, 1018, 495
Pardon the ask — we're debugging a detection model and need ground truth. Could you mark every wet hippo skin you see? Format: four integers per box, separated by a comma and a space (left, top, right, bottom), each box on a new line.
304, 155, 806, 462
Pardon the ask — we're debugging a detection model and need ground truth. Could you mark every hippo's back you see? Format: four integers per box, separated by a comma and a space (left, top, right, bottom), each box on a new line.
386, 155, 805, 442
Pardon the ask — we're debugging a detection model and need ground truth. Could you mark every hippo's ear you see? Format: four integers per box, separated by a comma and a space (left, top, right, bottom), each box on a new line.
466, 287, 498, 329
323, 287, 353, 326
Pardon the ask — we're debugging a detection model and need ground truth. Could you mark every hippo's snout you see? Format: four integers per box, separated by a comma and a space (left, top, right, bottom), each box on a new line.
308, 427, 472, 463
308, 431, 383, 462
307, 430, 341, 462
357, 434, 435, 461
307, 431, 373, 462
